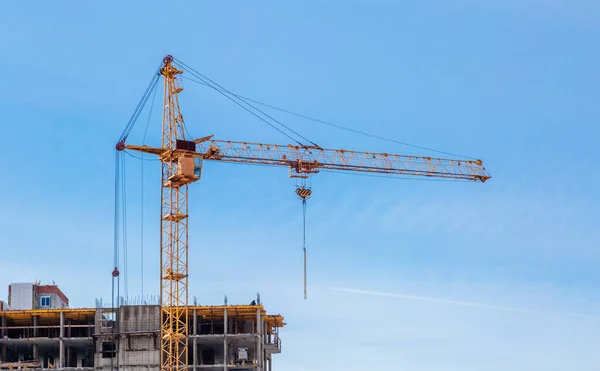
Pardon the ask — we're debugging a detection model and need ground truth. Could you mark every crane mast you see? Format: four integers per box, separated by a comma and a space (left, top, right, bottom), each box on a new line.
117, 55, 491, 371
159, 55, 194, 371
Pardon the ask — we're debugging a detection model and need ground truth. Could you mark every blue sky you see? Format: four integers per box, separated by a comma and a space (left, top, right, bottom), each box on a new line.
1, 1, 599, 370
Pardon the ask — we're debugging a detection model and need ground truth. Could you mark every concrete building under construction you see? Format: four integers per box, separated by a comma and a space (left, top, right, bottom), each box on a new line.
0, 283, 284, 370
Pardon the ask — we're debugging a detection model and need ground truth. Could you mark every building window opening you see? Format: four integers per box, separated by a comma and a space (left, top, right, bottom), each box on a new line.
40, 296, 51, 307
102, 341, 117, 358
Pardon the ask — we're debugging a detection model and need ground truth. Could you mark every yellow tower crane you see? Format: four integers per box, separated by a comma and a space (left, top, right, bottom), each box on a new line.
116, 55, 491, 371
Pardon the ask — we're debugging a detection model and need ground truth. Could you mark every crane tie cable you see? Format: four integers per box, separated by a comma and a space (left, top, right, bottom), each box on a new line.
179, 75, 476, 160
117, 64, 161, 147
173, 58, 319, 148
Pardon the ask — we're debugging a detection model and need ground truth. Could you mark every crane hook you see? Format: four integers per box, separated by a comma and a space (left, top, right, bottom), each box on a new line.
295, 185, 312, 200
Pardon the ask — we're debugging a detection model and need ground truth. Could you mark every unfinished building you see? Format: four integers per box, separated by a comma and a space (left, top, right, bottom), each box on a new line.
0, 283, 284, 370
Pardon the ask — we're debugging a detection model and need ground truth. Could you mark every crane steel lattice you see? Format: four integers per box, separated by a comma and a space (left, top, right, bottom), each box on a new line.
117, 55, 491, 371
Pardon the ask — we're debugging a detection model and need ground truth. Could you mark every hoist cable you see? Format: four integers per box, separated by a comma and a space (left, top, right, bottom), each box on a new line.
113, 149, 131, 307
141, 151, 145, 299
112, 149, 124, 369
302, 198, 307, 300
112, 151, 120, 313
113, 152, 120, 275
122, 154, 128, 301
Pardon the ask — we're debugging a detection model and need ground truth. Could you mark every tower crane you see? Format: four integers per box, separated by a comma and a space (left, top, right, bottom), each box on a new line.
116, 55, 491, 371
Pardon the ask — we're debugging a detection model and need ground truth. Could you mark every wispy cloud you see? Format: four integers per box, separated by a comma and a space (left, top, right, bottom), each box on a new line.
330, 287, 599, 319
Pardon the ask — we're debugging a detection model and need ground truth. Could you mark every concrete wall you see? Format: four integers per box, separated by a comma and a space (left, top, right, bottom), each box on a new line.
94, 335, 160, 370
49, 293, 67, 309
120, 305, 160, 332
8, 283, 33, 309
119, 306, 160, 369
7, 283, 68, 310
94, 306, 161, 371
35, 292, 67, 309
35, 285, 69, 309
118, 335, 160, 370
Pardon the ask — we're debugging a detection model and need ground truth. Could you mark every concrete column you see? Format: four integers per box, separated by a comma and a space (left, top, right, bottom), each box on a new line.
0, 316, 8, 361
66, 346, 71, 368
256, 308, 262, 371
223, 307, 228, 371
193, 309, 197, 367
33, 316, 39, 337
67, 318, 72, 338
33, 314, 39, 361
265, 320, 268, 345
1, 315, 6, 337
268, 357, 272, 371
264, 320, 269, 371
33, 344, 39, 362
60, 312, 64, 337
0, 315, 6, 362
59, 311, 64, 368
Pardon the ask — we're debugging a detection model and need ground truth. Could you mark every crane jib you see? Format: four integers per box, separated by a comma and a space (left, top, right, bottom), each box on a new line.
123, 142, 491, 183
